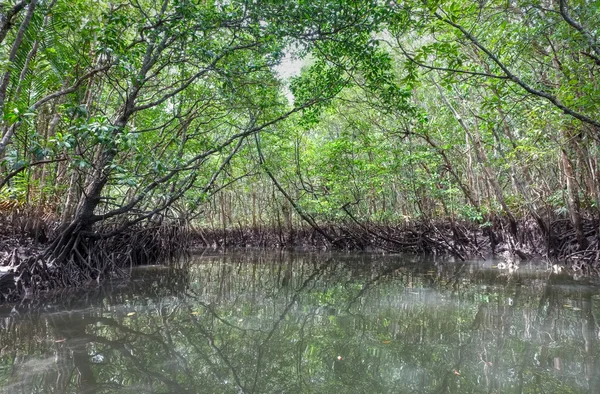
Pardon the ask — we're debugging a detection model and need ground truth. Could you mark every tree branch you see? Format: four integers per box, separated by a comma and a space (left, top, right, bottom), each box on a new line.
255, 132, 336, 245
434, 11, 600, 129
31, 65, 112, 111
88, 100, 323, 225
397, 41, 509, 80
0, 65, 111, 156
0, 157, 67, 190
558, 0, 600, 59
0, 0, 37, 112
0, 0, 28, 45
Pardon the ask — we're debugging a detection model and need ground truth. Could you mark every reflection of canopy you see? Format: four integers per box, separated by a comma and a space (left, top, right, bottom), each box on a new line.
0, 253, 598, 394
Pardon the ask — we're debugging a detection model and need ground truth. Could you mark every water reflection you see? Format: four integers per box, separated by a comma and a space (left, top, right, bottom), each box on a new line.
1, 252, 600, 393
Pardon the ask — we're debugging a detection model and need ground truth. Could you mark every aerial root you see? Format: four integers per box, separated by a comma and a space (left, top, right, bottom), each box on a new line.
1, 223, 189, 302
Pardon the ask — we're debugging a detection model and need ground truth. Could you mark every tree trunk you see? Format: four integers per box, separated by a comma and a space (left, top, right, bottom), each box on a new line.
0, 0, 37, 115
434, 78, 518, 236
561, 147, 588, 250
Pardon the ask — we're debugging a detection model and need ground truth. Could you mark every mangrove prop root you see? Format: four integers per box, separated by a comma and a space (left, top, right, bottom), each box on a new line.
192, 217, 600, 265
2, 214, 600, 303
1, 222, 189, 303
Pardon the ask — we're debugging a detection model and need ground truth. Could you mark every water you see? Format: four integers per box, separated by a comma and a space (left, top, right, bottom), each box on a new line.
1, 251, 600, 393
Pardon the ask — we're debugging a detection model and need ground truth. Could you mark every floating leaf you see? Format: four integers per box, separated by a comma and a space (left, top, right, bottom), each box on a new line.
127, 312, 136, 316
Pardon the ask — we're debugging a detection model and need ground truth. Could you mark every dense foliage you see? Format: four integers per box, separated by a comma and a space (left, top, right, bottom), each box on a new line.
1, 0, 599, 261
199, 0, 600, 253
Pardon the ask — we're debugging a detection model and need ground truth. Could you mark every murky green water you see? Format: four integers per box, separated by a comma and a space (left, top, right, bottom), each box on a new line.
1, 252, 600, 393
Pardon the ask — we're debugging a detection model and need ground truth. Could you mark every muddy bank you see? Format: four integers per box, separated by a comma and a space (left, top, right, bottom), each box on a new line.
193, 217, 600, 267
0, 212, 189, 303
2, 213, 600, 303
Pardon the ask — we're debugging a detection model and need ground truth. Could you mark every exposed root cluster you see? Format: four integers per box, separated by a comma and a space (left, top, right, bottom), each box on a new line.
552, 219, 600, 270
194, 217, 600, 266
2, 211, 600, 304
1, 220, 190, 303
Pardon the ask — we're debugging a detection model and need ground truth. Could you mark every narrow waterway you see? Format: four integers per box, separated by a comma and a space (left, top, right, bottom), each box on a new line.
1, 252, 599, 393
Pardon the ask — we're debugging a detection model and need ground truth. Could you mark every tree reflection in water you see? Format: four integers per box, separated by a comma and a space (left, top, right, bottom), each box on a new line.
1, 252, 599, 393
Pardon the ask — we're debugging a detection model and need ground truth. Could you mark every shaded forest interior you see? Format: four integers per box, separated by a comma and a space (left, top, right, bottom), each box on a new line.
1, 0, 600, 298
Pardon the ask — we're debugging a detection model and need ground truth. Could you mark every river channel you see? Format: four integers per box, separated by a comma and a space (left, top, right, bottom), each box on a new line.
1, 251, 599, 393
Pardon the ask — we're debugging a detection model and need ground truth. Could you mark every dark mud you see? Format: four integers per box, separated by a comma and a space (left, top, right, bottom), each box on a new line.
193, 217, 600, 267
0, 213, 189, 303
2, 212, 600, 303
